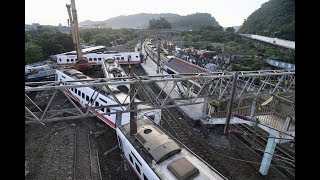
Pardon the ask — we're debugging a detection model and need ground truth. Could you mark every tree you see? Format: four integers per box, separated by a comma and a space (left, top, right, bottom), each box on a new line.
226, 27, 235, 32
200, 25, 223, 31
238, 0, 295, 41
25, 43, 44, 64
148, 17, 172, 29
25, 27, 73, 58
90, 34, 112, 46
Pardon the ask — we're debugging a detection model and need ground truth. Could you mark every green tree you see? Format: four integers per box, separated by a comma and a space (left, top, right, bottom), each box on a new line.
90, 34, 112, 46
200, 25, 223, 31
79, 28, 137, 46
25, 27, 73, 59
25, 43, 44, 64
148, 17, 172, 29
172, 13, 220, 29
239, 0, 295, 41
226, 27, 235, 32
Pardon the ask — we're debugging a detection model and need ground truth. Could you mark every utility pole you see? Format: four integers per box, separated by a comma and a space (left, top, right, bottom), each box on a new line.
157, 37, 161, 73
220, 45, 225, 69
130, 82, 137, 136
140, 32, 143, 51
224, 71, 238, 134
139, 32, 145, 64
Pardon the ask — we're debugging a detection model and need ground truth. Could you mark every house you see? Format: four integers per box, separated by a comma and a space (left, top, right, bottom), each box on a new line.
218, 50, 253, 64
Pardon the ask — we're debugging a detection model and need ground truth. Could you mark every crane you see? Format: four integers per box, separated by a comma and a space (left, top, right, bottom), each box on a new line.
66, 0, 92, 72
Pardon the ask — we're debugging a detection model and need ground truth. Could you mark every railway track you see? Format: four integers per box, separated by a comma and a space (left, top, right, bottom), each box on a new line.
72, 125, 93, 180
143, 42, 214, 97
232, 123, 295, 178
73, 131, 78, 180
122, 64, 233, 175
88, 132, 103, 180
122, 63, 295, 179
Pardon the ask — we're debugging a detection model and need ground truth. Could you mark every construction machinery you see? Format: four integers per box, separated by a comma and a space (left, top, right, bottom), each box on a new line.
66, 0, 92, 72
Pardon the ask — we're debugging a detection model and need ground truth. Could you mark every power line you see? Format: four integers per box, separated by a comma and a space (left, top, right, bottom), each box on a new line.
205, 143, 295, 171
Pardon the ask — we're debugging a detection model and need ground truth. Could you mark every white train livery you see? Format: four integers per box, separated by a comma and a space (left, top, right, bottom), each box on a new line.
56, 68, 132, 128
116, 117, 227, 180
52, 49, 141, 66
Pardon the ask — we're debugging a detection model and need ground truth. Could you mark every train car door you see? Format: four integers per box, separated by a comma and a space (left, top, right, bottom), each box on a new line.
128, 55, 131, 63
115, 112, 122, 127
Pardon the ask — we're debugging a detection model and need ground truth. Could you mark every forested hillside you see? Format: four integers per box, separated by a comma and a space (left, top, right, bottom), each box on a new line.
239, 0, 295, 41
80, 13, 220, 30
25, 26, 73, 64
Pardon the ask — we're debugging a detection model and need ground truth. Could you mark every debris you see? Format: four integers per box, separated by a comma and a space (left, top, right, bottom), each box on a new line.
104, 145, 118, 156
94, 130, 107, 138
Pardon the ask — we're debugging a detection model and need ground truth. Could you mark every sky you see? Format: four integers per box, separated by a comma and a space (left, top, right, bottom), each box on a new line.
25, 0, 269, 27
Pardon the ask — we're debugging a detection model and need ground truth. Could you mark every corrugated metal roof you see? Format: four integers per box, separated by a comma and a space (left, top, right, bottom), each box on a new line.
165, 58, 210, 74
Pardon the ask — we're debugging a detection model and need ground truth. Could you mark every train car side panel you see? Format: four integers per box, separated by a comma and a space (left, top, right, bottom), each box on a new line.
116, 128, 160, 180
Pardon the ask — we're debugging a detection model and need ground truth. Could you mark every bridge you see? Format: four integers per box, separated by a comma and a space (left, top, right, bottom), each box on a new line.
239, 34, 295, 51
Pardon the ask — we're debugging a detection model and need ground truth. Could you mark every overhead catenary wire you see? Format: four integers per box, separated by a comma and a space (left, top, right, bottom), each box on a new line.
203, 141, 295, 171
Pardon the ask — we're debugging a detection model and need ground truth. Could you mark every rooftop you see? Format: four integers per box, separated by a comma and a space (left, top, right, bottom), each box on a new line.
118, 117, 226, 180
165, 57, 210, 74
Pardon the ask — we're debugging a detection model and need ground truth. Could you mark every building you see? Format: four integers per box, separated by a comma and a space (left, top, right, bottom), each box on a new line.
218, 50, 253, 64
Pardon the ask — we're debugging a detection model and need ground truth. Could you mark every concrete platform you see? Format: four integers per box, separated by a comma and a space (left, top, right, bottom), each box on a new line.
140, 54, 204, 120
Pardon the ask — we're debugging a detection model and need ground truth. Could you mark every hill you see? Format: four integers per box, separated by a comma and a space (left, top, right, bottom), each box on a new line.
79, 13, 220, 29
238, 0, 295, 41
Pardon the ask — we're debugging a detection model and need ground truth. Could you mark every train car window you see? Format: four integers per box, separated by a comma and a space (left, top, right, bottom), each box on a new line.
131, 152, 142, 166
78, 90, 81, 96
135, 163, 141, 175
71, 88, 74, 91
129, 154, 133, 164
116, 57, 120, 60
90, 98, 93, 103
75, 89, 77, 93
59, 59, 61, 62
99, 98, 108, 104
107, 109, 110, 116
86, 95, 89, 101
98, 58, 101, 61
121, 57, 124, 60
136, 56, 139, 58
89, 58, 92, 61
71, 59, 74, 62
94, 58, 97, 61
82, 93, 85, 99
143, 174, 148, 180
67, 59, 70, 62
95, 102, 99, 107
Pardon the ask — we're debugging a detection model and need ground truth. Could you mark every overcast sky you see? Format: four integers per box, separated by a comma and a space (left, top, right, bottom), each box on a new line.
25, 0, 269, 27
